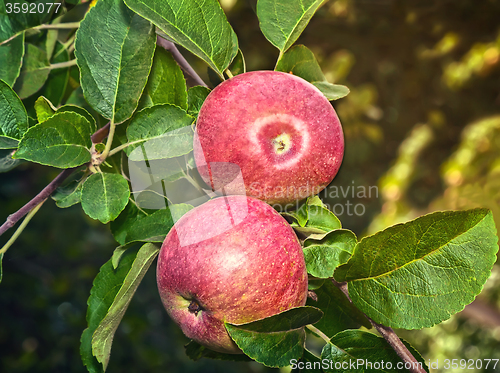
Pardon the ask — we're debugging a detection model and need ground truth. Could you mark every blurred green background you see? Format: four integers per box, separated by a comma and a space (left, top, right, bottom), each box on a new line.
1, 0, 499, 371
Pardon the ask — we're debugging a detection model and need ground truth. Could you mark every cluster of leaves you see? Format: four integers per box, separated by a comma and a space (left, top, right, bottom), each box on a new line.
1, 0, 499, 372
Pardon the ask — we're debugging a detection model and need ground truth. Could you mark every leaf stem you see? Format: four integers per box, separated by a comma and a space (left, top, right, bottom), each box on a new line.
0, 200, 45, 255
155, 33, 208, 88
47, 59, 78, 70
306, 324, 330, 344
332, 279, 427, 373
225, 69, 234, 79
33, 22, 81, 30
99, 119, 116, 163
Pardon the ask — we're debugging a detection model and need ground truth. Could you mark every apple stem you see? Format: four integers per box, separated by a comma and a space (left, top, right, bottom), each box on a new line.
188, 300, 204, 316
332, 279, 427, 373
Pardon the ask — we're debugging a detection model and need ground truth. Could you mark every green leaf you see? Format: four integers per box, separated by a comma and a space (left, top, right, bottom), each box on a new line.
307, 281, 370, 338
291, 349, 321, 373
74, 0, 156, 124
276, 45, 350, 101
139, 48, 187, 110
335, 209, 499, 329
92, 243, 159, 370
290, 196, 342, 239
52, 173, 85, 208
80, 246, 138, 373
0, 32, 24, 86
0, 149, 22, 172
322, 330, 429, 373
13, 43, 50, 99
257, 0, 325, 53
56, 105, 97, 133
0, 1, 49, 42
0, 79, 28, 149
225, 306, 323, 368
227, 49, 246, 76
124, 0, 238, 78
41, 41, 70, 106
275, 45, 324, 82
187, 86, 211, 117
13, 111, 92, 168
312, 81, 350, 101
125, 104, 194, 161
34, 96, 56, 123
110, 201, 193, 246
303, 230, 356, 278
81, 173, 130, 224
184, 340, 253, 362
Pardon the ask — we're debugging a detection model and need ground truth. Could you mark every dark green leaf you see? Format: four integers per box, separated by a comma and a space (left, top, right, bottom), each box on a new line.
0, 32, 24, 86
13, 43, 50, 99
276, 45, 350, 101
322, 330, 429, 373
75, 0, 156, 124
13, 111, 92, 168
0, 149, 22, 172
227, 49, 246, 76
112, 203, 193, 246
303, 230, 356, 278
124, 0, 238, 78
187, 86, 211, 117
307, 281, 370, 338
276, 44, 324, 82
0, 1, 50, 42
225, 306, 323, 368
125, 104, 194, 161
312, 81, 350, 101
34, 96, 56, 123
56, 105, 97, 133
51, 172, 86, 208
81, 173, 130, 224
184, 340, 252, 362
139, 48, 187, 110
80, 247, 138, 373
92, 243, 159, 370
0, 79, 28, 149
334, 209, 499, 329
257, 0, 325, 53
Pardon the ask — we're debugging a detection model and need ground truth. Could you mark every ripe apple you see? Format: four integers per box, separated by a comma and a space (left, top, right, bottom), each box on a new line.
156, 195, 308, 354
194, 70, 344, 205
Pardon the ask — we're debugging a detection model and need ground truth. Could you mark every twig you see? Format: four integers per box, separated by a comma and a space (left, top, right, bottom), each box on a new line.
332, 279, 427, 373
156, 34, 208, 88
0, 167, 78, 237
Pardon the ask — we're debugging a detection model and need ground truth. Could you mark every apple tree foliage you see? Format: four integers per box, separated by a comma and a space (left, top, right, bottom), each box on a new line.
0, 0, 498, 372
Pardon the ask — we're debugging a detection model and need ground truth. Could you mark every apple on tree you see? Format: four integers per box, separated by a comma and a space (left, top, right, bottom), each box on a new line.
156, 195, 308, 354
194, 70, 344, 205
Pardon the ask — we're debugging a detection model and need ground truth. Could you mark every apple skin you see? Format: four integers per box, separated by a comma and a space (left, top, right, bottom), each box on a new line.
194, 70, 344, 205
157, 195, 308, 354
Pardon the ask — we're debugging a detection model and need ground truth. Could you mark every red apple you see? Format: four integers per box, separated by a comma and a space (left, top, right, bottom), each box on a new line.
156, 195, 308, 354
194, 70, 344, 205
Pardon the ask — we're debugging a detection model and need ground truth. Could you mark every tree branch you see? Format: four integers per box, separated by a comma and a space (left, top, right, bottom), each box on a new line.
332, 279, 427, 373
0, 167, 78, 237
0, 31, 208, 238
156, 33, 209, 88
